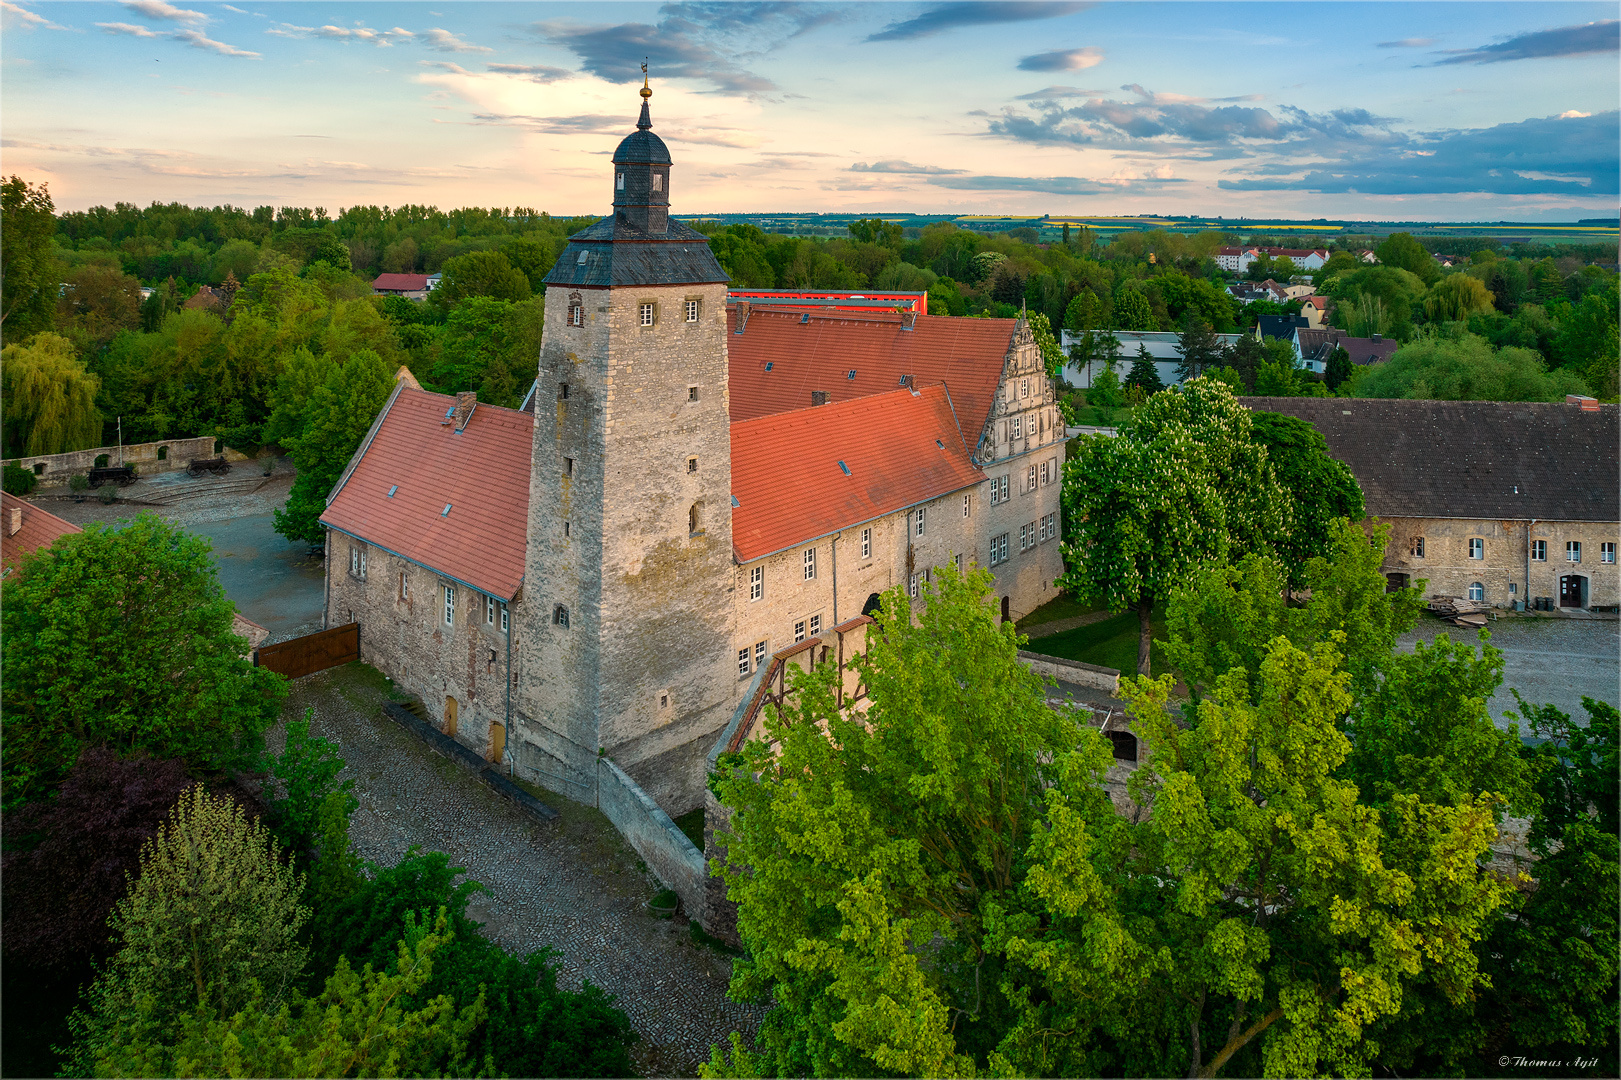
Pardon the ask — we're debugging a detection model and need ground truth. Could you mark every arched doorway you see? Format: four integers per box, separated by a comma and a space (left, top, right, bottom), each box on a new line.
443, 696, 458, 737
1559, 575, 1588, 609
1001, 596, 1011, 623
861, 592, 882, 618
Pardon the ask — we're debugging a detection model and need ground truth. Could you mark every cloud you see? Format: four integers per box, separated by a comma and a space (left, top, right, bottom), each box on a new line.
3, 2, 68, 30
486, 62, 572, 82
221, 4, 249, 12
1377, 37, 1436, 48
867, 1, 1090, 42
536, 3, 836, 96
1435, 20, 1618, 64
1560, 110, 1592, 119
1015, 85, 1112, 100
125, 0, 206, 23
1018, 46, 1102, 71
1218, 111, 1620, 196
172, 28, 259, 57
926, 172, 1184, 195
422, 27, 491, 53
98, 21, 160, 37
270, 23, 415, 46
850, 159, 965, 175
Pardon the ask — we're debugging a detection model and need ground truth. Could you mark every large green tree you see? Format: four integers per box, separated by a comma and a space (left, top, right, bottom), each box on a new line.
1, 175, 59, 344
1357, 333, 1588, 402
1, 514, 286, 807
1173, 311, 1222, 380
429, 249, 532, 311
1246, 411, 1364, 587
1374, 232, 1440, 285
274, 348, 395, 543
1060, 377, 1289, 674
0, 332, 103, 457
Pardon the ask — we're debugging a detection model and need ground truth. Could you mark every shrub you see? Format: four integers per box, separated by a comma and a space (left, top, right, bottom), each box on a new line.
3, 460, 36, 496
69, 473, 89, 492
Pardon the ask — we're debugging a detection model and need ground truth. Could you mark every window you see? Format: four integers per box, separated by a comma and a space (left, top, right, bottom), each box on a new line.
1041, 512, 1057, 541
640, 303, 655, 327
754, 640, 767, 670
349, 547, 361, 577
568, 303, 583, 327
1468, 538, 1484, 560
616, 172, 625, 190
689, 503, 702, 535
499, 602, 508, 634
563, 520, 571, 538
861, 528, 871, 559
1410, 536, 1425, 558
1021, 377, 1030, 398
963, 493, 971, 518
954, 553, 963, 574
749, 565, 763, 601
1027, 464, 1038, 492
1040, 461, 1050, 486
399, 570, 408, 600
553, 604, 570, 628
794, 620, 806, 643
1604, 542, 1616, 564
809, 614, 821, 635
738, 648, 751, 677
916, 507, 926, 537
688, 385, 699, 402
358, 547, 366, 578
991, 475, 1009, 505
1468, 581, 1484, 602
652, 172, 664, 192
564, 457, 574, 476
685, 299, 699, 322
990, 533, 1009, 566
443, 585, 455, 627
908, 573, 920, 599
486, 595, 496, 626
803, 547, 816, 580
1566, 541, 1582, 563
1532, 539, 1547, 561
688, 456, 698, 473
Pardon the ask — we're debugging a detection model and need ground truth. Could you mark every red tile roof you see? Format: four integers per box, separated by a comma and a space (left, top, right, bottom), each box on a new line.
372, 273, 430, 292
726, 308, 1014, 436
730, 384, 981, 562
320, 387, 532, 599
1, 492, 82, 576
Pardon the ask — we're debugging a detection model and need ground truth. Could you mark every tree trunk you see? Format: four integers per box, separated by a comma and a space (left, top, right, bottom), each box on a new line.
1137, 595, 1153, 676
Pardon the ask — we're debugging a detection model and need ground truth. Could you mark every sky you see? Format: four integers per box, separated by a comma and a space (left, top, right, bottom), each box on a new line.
3, 1, 1617, 221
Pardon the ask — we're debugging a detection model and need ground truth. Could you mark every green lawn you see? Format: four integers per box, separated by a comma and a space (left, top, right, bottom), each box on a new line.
1027, 609, 1174, 677
1016, 593, 1106, 631
1066, 404, 1126, 427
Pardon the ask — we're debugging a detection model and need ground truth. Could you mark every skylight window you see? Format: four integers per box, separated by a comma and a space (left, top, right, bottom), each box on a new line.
935, 439, 944, 449
846, 369, 856, 379
388, 485, 398, 497
764, 361, 773, 371
441, 504, 452, 517
838, 461, 851, 475
576, 250, 590, 265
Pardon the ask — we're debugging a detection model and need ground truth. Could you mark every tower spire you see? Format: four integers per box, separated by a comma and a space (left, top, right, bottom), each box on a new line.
637, 59, 652, 130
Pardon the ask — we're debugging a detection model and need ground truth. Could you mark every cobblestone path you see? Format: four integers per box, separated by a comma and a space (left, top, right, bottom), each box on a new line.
280, 665, 763, 1077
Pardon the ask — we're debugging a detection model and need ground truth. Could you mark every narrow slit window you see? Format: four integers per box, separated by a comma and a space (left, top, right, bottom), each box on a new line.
443, 585, 455, 627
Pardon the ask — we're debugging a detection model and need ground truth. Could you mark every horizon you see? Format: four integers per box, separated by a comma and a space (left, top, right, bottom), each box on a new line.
3, 1, 1617, 221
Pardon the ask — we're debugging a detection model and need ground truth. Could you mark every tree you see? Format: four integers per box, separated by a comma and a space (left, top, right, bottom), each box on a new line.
2, 749, 195, 973
1173, 311, 1221, 380
1063, 288, 1106, 333
1358, 333, 1588, 402
1, 175, 59, 343
0, 332, 103, 457
1061, 378, 1288, 673
847, 218, 902, 249
500, 235, 559, 293
56, 264, 143, 349
66, 785, 310, 1073
1224, 332, 1265, 391
1125, 344, 1164, 394
1424, 273, 1495, 322
274, 349, 395, 543
926, 276, 966, 317
428, 249, 530, 311
1323, 345, 1353, 390
1026, 311, 1064, 378
1556, 281, 1619, 398
1375, 232, 1440, 285
1, 514, 286, 807
1246, 412, 1364, 587
1114, 284, 1152, 331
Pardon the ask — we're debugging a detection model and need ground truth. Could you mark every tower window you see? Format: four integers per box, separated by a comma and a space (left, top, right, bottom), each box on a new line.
553, 604, 570, 628
688, 457, 698, 473
803, 547, 816, 580
640, 303, 655, 327
688, 385, 699, 402
563, 457, 574, 476
568, 303, 583, 327
689, 501, 704, 536
685, 299, 699, 322
652, 172, 664, 192
559, 383, 569, 399
616, 172, 625, 190
749, 565, 763, 601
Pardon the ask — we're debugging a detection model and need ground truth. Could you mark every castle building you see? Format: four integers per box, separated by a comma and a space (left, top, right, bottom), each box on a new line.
321, 87, 1065, 817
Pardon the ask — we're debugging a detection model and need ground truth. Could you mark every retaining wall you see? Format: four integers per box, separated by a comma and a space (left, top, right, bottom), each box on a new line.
597, 757, 708, 921
1018, 650, 1120, 695
13, 436, 218, 487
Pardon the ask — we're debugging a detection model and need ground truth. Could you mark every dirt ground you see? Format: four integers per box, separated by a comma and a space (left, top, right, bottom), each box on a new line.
277, 664, 764, 1077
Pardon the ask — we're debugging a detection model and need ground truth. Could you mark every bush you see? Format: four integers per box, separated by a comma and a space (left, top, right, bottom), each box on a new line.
98, 486, 117, 505
69, 472, 89, 492
3, 460, 36, 495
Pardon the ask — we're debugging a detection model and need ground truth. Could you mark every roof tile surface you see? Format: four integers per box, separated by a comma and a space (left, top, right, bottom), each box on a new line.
731, 385, 982, 562
320, 388, 533, 599
1, 492, 82, 575
371, 273, 431, 291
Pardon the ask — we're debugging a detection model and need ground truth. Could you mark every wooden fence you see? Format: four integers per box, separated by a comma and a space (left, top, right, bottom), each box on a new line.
254, 623, 359, 679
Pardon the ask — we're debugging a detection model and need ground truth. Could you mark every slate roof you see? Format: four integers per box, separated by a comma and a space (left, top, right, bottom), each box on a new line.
1240, 397, 1620, 522
1, 492, 81, 576
320, 387, 533, 599
542, 217, 727, 289
1296, 328, 1396, 366
1257, 314, 1310, 340
730, 385, 982, 562
726, 307, 1014, 436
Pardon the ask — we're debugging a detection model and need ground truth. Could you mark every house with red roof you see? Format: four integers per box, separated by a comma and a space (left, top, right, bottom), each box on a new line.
1, 492, 81, 577
321, 90, 1065, 819
370, 273, 439, 300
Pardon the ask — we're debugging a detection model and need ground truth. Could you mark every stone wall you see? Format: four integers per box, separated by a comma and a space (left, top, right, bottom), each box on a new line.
1379, 516, 1619, 610
597, 757, 708, 920
1017, 650, 1119, 695
13, 436, 218, 487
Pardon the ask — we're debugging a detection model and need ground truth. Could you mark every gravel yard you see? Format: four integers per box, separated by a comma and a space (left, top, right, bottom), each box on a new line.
278, 663, 763, 1078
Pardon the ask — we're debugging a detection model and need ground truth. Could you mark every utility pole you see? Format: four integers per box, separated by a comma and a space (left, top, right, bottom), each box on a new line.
117, 416, 123, 464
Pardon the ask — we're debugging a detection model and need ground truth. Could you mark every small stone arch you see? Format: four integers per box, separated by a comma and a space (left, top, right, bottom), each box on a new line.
689, 500, 704, 536
156, 445, 168, 461
861, 592, 882, 618
94, 453, 110, 468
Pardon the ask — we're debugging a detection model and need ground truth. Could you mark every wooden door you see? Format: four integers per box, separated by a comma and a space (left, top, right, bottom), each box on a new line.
444, 696, 458, 736
488, 722, 506, 763
1560, 575, 1585, 608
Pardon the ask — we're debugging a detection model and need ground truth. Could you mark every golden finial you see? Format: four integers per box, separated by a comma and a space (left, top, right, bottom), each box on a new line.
640, 59, 651, 99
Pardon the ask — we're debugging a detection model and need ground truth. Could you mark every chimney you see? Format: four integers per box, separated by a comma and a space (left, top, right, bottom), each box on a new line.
1371, 333, 1382, 343
454, 390, 476, 431
1567, 394, 1599, 411
7, 506, 21, 537
811, 391, 828, 407
734, 300, 751, 334
901, 307, 918, 330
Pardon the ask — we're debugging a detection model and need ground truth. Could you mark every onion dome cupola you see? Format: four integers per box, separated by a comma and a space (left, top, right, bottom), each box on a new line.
612, 71, 673, 234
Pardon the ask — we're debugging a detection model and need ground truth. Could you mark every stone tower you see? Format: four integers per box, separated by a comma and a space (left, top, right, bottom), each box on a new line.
512, 81, 736, 814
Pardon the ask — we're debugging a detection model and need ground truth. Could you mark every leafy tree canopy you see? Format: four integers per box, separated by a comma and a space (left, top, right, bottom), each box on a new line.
0, 331, 102, 457
1246, 411, 1364, 585
1358, 332, 1588, 402
1, 175, 59, 343
274, 348, 395, 543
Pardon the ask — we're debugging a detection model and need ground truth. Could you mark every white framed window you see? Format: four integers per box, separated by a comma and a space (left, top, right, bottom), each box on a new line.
1020, 377, 1030, 398
794, 620, 806, 643
1410, 536, 1425, 558
803, 547, 816, 580
1566, 541, 1582, 563
1532, 539, 1547, 561
1468, 581, 1484, 602
809, 614, 821, 635
1603, 542, 1616, 564
738, 648, 751, 677
1040, 461, 1050, 486
990, 533, 1009, 565
499, 602, 508, 634
754, 640, 767, 670
1027, 464, 1038, 492
963, 493, 971, 518
749, 565, 763, 601
908, 573, 920, 598
568, 303, 583, 327
652, 172, 664, 192
991, 475, 1009, 505
639, 302, 655, 327
1012, 417, 1022, 440
861, 528, 871, 559
1041, 512, 1057, 541
1468, 538, 1484, 560
685, 299, 699, 322
349, 546, 360, 578
443, 585, 455, 627
486, 595, 496, 626
399, 570, 408, 600
916, 507, 926, 536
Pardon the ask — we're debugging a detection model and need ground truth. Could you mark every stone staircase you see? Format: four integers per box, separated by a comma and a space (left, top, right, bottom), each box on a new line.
134, 474, 274, 508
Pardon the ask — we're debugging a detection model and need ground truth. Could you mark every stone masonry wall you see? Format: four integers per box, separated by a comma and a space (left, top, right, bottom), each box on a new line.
1379, 516, 1619, 610
16, 435, 218, 487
